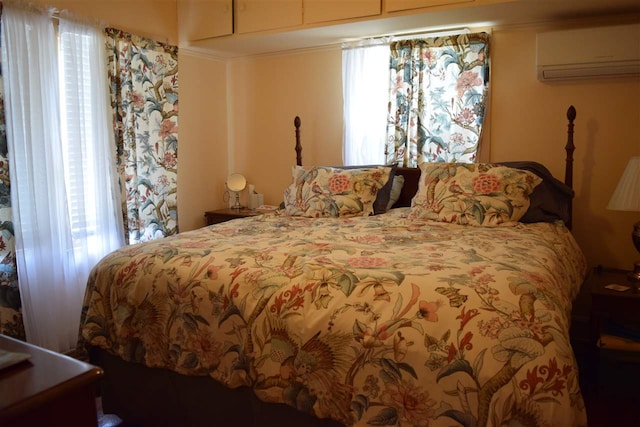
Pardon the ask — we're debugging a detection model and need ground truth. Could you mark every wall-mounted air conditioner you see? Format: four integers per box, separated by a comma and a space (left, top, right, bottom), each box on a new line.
536, 24, 640, 81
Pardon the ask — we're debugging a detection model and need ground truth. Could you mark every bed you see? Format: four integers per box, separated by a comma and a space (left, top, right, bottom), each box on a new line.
80, 106, 587, 427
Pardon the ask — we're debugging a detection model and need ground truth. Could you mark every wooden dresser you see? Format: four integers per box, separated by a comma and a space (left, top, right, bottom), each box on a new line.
0, 334, 103, 427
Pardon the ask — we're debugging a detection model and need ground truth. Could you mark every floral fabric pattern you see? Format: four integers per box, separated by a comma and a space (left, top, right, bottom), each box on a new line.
409, 163, 542, 226
387, 33, 490, 166
283, 165, 392, 217
0, 25, 180, 338
80, 210, 587, 427
0, 67, 24, 340
106, 28, 179, 244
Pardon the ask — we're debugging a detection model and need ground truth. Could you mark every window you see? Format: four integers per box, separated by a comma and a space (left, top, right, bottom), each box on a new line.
342, 39, 390, 166
0, 4, 124, 352
58, 19, 124, 265
342, 32, 490, 167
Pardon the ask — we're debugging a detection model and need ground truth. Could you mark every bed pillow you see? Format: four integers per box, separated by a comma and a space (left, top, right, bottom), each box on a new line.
499, 161, 574, 225
386, 175, 405, 211
408, 163, 542, 226
334, 164, 398, 214
283, 165, 392, 218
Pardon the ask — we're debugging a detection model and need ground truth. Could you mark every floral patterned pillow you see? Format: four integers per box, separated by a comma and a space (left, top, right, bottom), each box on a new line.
408, 163, 542, 226
283, 165, 392, 218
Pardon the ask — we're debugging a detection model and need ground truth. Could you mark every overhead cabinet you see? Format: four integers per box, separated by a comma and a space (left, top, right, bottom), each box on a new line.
182, 0, 382, 40
179, 0, 483, 44
236, 0, 303, 34
386, 0, 473, 12
304, 0, 381, 24
178, 0, 233, 40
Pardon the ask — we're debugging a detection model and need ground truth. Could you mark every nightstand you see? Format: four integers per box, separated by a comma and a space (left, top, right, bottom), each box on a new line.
589, 266, 640, 344
587, 265, 640, 395
204, 208, 262, 225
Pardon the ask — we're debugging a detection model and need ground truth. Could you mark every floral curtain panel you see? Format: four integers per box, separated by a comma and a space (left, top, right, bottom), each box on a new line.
0, 73, 24, 340
0, 25, 180, 340
106, 28, 179, 244
386, 33, 490, 167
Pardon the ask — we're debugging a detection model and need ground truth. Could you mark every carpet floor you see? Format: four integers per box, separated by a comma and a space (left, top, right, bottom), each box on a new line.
97, 398, 125, 427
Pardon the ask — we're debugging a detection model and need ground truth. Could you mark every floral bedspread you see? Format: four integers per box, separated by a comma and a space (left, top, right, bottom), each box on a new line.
80, 209, 588, 427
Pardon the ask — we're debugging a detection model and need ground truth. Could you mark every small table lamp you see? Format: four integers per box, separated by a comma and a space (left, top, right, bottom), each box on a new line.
226, 173, 246, 210
607, 156, 640, 281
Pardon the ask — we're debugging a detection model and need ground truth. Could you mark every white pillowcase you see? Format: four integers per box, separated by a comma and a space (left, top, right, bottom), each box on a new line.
386, 175, 405, 211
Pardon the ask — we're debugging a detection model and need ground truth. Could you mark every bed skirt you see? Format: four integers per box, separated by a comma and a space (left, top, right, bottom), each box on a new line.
91, 348, 343, 427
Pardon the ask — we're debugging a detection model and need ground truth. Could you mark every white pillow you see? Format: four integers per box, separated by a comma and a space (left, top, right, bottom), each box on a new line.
386, 175, 405, 211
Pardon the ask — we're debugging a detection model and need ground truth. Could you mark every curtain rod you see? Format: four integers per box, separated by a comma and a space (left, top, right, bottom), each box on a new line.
341, 27, 471, 49
0, 1, 106, 27
392, 27, 471, 40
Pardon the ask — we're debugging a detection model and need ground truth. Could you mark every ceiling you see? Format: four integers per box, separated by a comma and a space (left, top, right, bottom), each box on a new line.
182, 0, 640, 58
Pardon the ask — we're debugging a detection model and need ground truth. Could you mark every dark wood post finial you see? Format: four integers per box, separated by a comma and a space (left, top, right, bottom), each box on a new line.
564, 105, 576, 230
567, 105, 576, 122
294, 116, 302, 166
565, 105, 576, 173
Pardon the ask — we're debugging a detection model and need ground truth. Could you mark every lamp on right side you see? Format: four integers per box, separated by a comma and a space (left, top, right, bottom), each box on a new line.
607, 156, 640, 281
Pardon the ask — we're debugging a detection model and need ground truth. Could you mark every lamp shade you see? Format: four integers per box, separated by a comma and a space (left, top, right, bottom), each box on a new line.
607, 156, 640, 212
226, 173, 246, 192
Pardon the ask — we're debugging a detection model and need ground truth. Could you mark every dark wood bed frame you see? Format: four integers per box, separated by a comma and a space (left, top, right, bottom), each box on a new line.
294, 105, 577, 229
92, 106, 578, 427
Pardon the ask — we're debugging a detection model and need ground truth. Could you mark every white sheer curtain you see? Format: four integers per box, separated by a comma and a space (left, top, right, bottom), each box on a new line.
342, 40, 390, 165
58, 16, 124, 280
1, 3, 124, 353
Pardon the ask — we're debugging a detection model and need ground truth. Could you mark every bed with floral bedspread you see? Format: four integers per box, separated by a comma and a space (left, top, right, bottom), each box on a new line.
80, 206, 587, 427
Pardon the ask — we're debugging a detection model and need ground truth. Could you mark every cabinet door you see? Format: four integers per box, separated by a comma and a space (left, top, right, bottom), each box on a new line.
304, 0, 381, 24
386, 0, 473, 12
178, 0, 233, 41
236, 0, 303, 34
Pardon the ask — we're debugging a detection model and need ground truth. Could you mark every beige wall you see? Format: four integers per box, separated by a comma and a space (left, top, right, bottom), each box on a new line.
490, 24, 640, 271
35, 0, 178, 44
225, 22, 640, 271
177, 51, 229, 230
19, 1, 640, 270
29, 0, 225, 231
227, 47, 344, 208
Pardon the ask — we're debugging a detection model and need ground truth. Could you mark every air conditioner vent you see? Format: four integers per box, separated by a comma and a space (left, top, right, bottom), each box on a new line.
537, 24, 640, 81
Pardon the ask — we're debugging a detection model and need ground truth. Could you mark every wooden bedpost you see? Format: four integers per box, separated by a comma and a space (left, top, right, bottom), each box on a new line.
565, 105, 576, 230
294, 116, 302, 166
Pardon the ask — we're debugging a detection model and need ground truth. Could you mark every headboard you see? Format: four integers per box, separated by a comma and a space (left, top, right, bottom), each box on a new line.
293, 106, 577, 228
